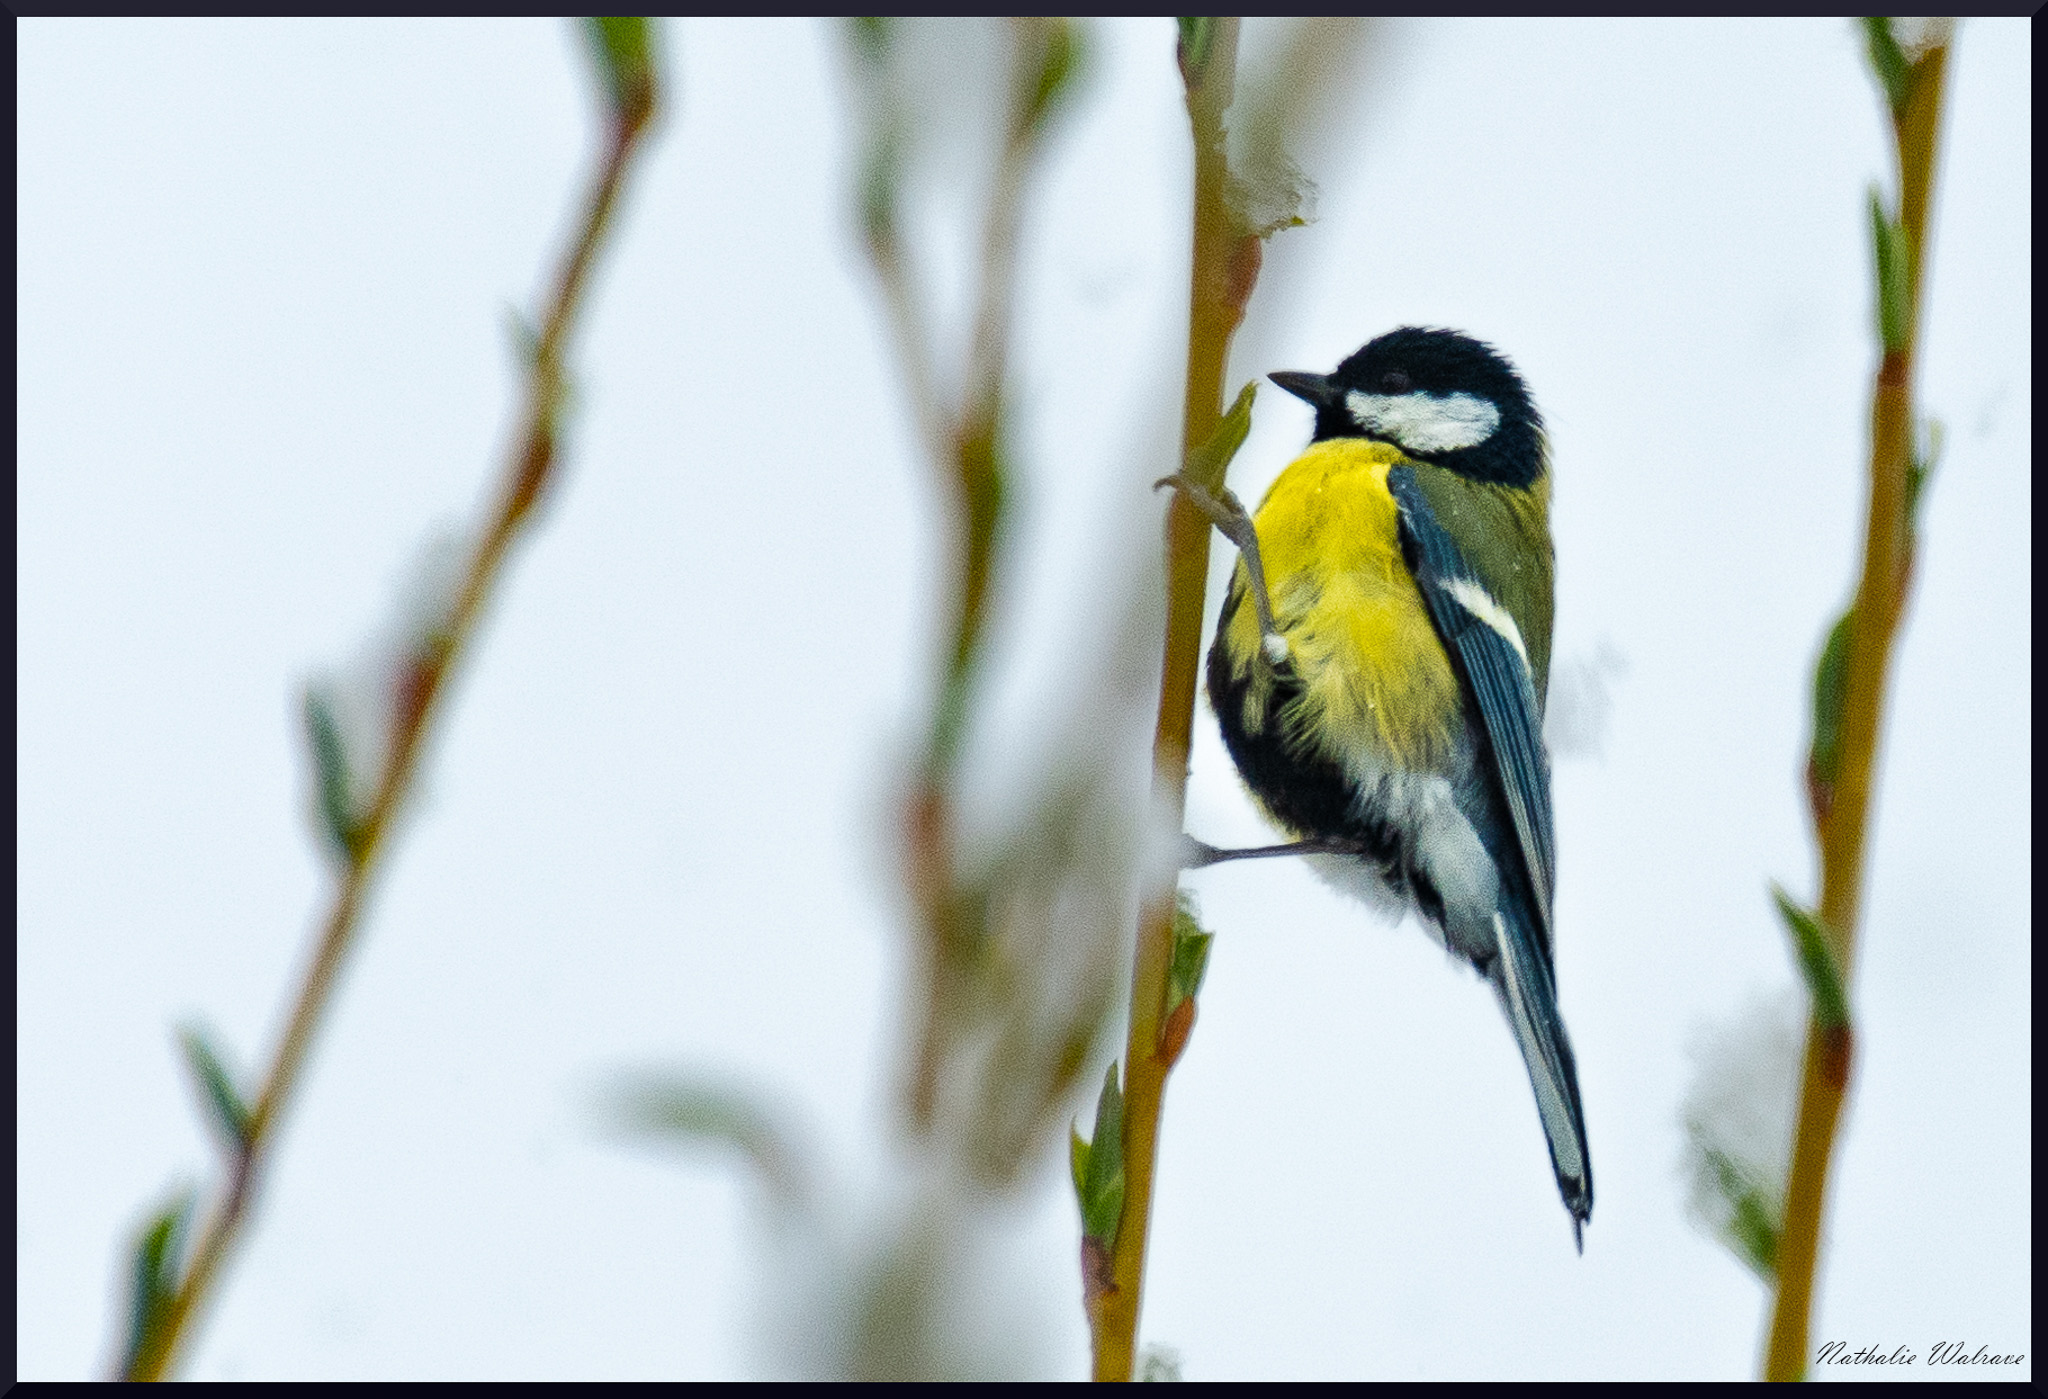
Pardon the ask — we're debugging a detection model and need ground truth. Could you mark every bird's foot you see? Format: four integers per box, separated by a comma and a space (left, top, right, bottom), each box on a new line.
1155, 474, 1255, 557
1180, 834, 1376, 869
1155, 474, 1289, 667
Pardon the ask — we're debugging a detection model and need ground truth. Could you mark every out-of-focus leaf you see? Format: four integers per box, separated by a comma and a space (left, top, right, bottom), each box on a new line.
1680, 992, 1800, 1286
1074, 1064, 1125, 1243
1869, 186, 1909, 352
925, 425, 1010, 774
1176, 18, 1216, 83
607, 1075, 810, 1209
302, 686, 362, 861
840, 19, 902, 254
1861, 16, 1912, 117
1185, 381, 1257, 491
1021, 18, 1085, 132
121, 1189, 194, 1379
1137, 1344, 1185, 1381
1772, 885, 1850, 1031
177, 1026, 250, 1147
859, 132, 902, 253
848, 15, 891, 65
1808, 609, 1853, 793
584, 18, 659, 123
1705, 1146, 1780, 1280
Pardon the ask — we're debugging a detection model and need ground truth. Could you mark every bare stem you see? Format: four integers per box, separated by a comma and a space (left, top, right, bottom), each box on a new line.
1763, 35, 1947, 1383
1089, 18, 1255, 1382
120, 90, 657, 1383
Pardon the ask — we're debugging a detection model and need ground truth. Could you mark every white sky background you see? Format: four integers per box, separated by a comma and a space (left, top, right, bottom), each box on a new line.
16, 17, 2030, 1381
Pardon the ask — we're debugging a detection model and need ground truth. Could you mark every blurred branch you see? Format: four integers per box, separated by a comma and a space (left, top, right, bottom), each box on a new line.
1762, 18, 1950, 1382
850, 17, 1085, 1137
115, 21, 662, 1380
839, 21, 1171, 1378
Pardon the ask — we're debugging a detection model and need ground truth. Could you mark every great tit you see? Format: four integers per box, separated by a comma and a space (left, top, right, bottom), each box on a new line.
1173, 326, 1591, 1244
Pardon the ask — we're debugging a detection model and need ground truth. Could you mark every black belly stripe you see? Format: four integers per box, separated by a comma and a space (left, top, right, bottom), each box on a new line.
1206, 587, 1404, 881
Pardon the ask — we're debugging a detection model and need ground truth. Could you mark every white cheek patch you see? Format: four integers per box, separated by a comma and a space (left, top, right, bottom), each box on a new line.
1346, 389, 1501, 453
1444, 577, 1531, 672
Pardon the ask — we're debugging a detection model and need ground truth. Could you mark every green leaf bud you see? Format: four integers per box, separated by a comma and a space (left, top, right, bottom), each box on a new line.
1771, 884, 1851, 1031
178, 1026, 251, 1147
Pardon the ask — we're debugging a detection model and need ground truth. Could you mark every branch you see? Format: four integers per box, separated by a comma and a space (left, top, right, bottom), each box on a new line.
1088, 17, 1258, 1382
117, 24, 660, 1380
1762, 21, 1949, 1382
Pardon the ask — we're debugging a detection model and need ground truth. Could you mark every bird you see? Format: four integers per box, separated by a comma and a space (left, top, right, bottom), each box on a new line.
1166, 326, 1592, 1245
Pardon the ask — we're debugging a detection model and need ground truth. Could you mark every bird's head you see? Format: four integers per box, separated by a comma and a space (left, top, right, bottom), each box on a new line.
1270, 326, 1545, 487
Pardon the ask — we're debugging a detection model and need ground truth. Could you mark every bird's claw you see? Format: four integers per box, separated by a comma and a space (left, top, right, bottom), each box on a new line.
1156, 474, 1258, 557
1157, 474, 1287, 669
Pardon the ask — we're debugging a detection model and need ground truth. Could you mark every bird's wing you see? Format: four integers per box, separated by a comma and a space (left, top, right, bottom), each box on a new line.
1390, 465, 1590, 1236
1386, 466, 1556, 954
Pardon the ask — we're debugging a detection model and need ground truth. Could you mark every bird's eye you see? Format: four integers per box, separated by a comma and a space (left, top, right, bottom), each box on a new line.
1382, 370, 1412, 393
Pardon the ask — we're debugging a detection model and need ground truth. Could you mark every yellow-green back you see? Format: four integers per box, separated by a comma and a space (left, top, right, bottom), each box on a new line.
1405, 458, 1554, 697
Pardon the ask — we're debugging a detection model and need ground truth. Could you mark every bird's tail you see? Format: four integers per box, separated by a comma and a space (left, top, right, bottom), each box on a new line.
1489, 905, 1593, 1247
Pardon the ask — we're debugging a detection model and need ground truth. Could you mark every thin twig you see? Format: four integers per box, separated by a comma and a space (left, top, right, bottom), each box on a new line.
120, 78, 658, 1383
1089, 18, 1251, 1382
1763, 30, 1948, 1383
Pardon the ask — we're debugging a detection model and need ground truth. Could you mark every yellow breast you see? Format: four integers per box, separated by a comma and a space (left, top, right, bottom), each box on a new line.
1222, 438, 1462, 773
